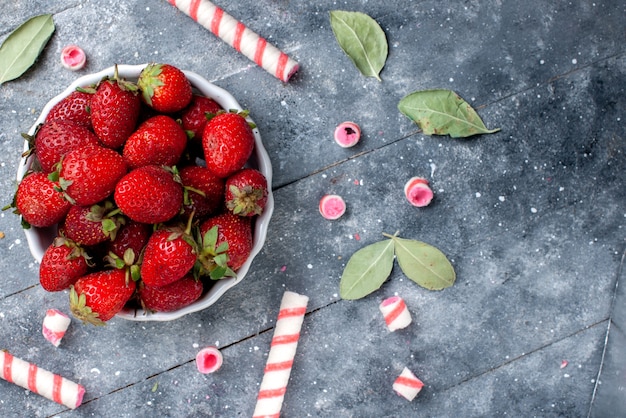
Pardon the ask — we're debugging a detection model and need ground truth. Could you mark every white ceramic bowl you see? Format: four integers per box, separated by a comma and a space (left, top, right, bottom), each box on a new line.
16, 64, 274, 321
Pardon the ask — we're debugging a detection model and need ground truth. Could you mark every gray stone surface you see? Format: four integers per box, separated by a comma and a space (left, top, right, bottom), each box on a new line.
0, 0, 624, 417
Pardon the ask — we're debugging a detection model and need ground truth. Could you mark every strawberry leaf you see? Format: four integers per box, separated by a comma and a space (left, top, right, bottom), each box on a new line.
214, 253, 228, 267
202, 226, 218, 252
216, 242, 229, 254
210, 266, 227, 280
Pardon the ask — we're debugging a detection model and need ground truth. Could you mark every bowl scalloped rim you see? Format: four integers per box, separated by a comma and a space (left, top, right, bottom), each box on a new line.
16, 64, 274, 322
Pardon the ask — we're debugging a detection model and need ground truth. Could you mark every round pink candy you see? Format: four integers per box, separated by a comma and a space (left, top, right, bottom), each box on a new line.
319, 194, 346, 220
196, 346, 223, 374
404, 177, 433, 207
60, 45, 86, 71
334, 122, 361, 148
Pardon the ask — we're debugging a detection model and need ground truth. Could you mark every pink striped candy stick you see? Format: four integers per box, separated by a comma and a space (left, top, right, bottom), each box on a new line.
167, 0, 300, 82
253, 291, 309, 418
0, 350, 85, 409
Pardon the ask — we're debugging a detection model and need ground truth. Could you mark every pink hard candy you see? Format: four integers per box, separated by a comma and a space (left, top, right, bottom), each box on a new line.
319, 194, 346, 220
196, 346, 223, 374
404, 177, 433, 207
334, 122, 361, 148
60, 45, 86, 71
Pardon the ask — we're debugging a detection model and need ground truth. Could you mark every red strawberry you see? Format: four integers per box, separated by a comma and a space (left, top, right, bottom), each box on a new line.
114, 165, 183, 224
58, 144, 127, 206
39, 237, 90, 292
45, 89, 93, 129
61, 201, 123, 246
106, 220, 151, 260
180, 94, 222, 140
122, 115, 187, 169
33, 120, 100, 173
225, 168, 268, 216
199, 212, 252, 272
180, 165, 225, 220
70, 269, 136, 325
202, 111, 256, 178
90, 71, 141, 148
138, 63, 192, 113
140, 222, 197, 287
12, 172, 71, 227
138, 274, 203, 312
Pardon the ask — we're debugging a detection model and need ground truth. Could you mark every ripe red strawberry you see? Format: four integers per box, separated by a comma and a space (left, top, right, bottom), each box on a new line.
180, 94, 222, 140
114, 165, 183, 224
33, 120, 100, 173
58, 144, 127, 206
90, 72, 141, 148
45, 89, 93, 129
106, 220, 151, 260
199, 212, 252, 272
39, 237, 90, 292
225, 168, 268, 216
179, 165, 225, 220
138, 63, 192, 113
122, 115, 187, 169
202, 111, 256, 178
138, 274, 203, 312
70, 269, 136, 325
140, 224, 197, 287
12, 172, 71, 227
61, 201, 123, 246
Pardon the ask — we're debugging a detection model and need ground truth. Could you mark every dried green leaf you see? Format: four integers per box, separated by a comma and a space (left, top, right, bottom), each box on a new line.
390, 236, 456, 290
0, 14, 55, 86
340, 239, 395, 300
398, 89, 500, 138
329, 10, 388, 81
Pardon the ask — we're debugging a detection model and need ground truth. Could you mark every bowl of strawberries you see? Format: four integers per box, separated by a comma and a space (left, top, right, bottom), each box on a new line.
12, 63, 273, 322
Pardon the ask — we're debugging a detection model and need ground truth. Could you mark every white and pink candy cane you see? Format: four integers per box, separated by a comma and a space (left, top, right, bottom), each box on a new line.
42, 309, 71, 347
253, 291, 309, 418
379, 296, 412, 332
393, 366, 424, 401
0, 350, 85, 409
167, 0, 299, 82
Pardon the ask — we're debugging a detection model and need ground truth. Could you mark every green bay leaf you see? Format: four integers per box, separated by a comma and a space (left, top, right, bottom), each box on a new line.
398, 89, 500, 138
0, 14, 55, 86
339, 239, 395, 300
329, 10, 388, 81
391, 236, 456, 290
